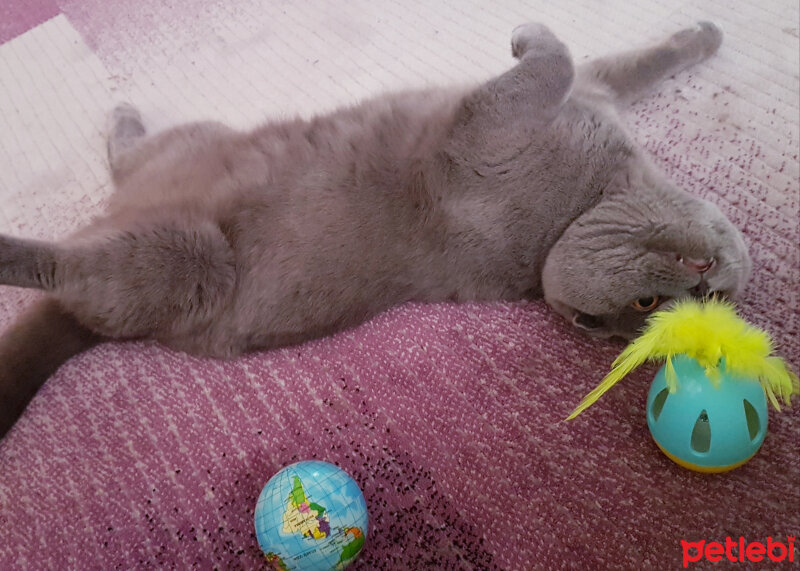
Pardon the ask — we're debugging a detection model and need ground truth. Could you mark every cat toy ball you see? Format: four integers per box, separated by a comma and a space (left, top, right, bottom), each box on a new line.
254, 460, 368, 570
567, 298, 799, 473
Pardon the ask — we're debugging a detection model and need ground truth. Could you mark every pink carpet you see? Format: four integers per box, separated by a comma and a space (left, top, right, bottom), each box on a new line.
0, 1, 798, 569
0, 0, 58, 44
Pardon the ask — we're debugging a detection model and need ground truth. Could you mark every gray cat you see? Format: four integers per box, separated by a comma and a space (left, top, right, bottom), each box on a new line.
0, 22, 750, 438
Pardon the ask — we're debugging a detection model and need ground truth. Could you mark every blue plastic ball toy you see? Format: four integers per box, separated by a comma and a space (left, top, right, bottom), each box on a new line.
568, 300, 798, 473
646, 355, 768, 473
254, 460, 368, 570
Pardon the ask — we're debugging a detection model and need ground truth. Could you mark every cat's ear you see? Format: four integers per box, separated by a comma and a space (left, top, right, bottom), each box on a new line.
572, 312, 604, 332
546, 295, 606, 334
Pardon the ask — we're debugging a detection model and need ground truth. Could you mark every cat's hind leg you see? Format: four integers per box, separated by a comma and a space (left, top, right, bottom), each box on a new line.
578, 21, 723, 105
0, 218, 236, 437
0, 219, 236, 342
107, 103, 147, 180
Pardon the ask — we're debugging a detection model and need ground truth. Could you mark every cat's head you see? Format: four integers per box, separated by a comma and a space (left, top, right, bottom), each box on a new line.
541, 167, 751, 339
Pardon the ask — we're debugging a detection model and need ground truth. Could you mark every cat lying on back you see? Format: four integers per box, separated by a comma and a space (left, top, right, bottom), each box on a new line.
0, 22, 750, 438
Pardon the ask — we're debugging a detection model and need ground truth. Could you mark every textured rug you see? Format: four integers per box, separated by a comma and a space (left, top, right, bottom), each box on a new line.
0, 1, 798, 569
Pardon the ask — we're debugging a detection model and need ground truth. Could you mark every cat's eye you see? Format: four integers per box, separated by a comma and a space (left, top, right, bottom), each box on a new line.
632, 296, 660, 311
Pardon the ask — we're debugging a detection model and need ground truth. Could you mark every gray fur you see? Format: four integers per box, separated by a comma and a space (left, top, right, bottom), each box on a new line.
0, 22, 750, 435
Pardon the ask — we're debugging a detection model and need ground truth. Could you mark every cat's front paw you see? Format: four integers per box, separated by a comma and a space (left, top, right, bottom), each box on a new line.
668, 21, 723, 60
511, 23, 563, 59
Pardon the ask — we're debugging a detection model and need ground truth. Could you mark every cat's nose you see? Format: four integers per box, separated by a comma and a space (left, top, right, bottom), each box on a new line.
679, 256, 715, 274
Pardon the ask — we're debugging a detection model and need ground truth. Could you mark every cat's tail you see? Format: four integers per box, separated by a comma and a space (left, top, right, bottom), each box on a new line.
0, 297, 102, 439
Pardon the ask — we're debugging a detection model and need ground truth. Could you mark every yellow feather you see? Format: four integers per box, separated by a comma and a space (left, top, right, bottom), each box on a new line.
566, 298, 799, 419
664, 356, 678, 392
565, 326, 654, 419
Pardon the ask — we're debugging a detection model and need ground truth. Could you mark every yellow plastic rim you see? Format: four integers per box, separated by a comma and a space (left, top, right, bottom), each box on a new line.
653, 440, 756, 473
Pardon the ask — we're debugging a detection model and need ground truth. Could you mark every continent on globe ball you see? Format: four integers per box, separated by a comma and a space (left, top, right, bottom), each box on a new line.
254, 460, 369, 570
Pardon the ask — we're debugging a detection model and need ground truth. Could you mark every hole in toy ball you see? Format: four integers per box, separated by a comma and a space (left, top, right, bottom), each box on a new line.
691, 410, 711, 453
651, 388, 669, 421
743, 399, 760, 441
